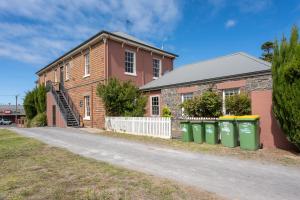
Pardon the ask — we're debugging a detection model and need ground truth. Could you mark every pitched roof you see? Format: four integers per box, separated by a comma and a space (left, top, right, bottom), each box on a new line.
36, 31, 177, 75
0, 105, 25, 115
140, 52, 271, 90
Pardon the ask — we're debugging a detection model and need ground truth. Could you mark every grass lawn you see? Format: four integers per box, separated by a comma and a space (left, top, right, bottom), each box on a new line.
0, 129, 221, 200
88, 130, 300, 167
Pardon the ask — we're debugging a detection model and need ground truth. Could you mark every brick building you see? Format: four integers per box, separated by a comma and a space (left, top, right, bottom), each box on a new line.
36, 31, 177, 128
0, 105, 25, 123
141, 52, 296, 150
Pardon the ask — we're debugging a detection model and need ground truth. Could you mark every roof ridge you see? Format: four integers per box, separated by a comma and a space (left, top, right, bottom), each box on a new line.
237, 52, 271, 67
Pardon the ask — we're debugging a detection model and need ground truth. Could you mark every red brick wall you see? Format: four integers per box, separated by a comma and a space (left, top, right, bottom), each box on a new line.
108, 40, 173, 86
46, 92, 66, 128
39, 38, 174, 128
251, 90, 297, 151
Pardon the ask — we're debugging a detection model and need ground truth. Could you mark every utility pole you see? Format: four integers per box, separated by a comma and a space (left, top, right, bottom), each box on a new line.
15, 95, 18, 124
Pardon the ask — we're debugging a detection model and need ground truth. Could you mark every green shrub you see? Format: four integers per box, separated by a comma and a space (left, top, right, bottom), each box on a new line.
225, 93, 251, 115
181, 91, 222, 117
24, 91, 37, 120
162, 106, 172, 117
272, 26, 300, 149
30, 113, 47, 127
97, 78, 147, 117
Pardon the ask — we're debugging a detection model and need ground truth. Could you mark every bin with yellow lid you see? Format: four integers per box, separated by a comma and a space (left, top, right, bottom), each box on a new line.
218, 116, 238, 148
236, 115, 260, 150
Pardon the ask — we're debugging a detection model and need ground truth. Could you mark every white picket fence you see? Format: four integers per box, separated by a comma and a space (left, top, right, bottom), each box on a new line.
105, 117, 172, 139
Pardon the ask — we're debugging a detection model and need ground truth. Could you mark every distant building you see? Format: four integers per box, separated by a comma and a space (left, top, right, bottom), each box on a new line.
0, 105, 25, 123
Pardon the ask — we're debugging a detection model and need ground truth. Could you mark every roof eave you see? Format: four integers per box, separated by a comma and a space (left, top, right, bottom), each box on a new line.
36, 31, 178, 75
140, 69, 272, 91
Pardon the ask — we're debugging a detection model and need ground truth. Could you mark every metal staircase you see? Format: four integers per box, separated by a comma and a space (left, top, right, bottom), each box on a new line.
48, 81, 81, 127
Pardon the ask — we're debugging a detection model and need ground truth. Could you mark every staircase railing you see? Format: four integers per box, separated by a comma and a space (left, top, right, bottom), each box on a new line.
59, 83, 81, 126
47, 81, 69, 123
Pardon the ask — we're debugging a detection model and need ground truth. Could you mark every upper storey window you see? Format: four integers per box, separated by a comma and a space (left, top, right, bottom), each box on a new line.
125, 50, 136, 75
153, 58, 161, 79
84, 52, 90, 77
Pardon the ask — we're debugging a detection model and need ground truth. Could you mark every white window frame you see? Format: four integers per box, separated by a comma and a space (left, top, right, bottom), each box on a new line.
84, 52, 90, 77
54, 69, 57, 83
65, 63, 70, 81
124, 50, 136, 76
152, 58, 161, 79
181, 93, 193, 116
222, 88, 240, 115
150, 95, 160, 116
84, 96, 91, 120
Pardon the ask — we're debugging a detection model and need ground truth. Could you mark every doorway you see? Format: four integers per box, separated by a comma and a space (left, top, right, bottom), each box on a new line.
60, 66, 64, 87
52, 105, 56, 127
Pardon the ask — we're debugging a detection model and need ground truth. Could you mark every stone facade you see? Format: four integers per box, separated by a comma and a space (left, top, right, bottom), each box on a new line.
158, 73, 272, 131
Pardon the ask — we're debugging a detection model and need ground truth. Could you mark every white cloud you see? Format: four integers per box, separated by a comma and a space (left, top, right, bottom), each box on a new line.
0, 0, 181, 65
207, 0, 272, 14
225, 19, 237, 28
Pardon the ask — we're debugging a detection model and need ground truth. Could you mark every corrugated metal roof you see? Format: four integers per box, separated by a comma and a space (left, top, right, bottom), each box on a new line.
140, 52, 271, 90
0, 105, 25, 115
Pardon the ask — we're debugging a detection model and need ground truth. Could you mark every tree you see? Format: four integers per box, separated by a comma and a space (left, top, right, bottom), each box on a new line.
181, 91, 222, 117
97, 78, 147, 117
272, 26, 300, 149
225, 93, 251, 115
260, 41, 274, 62
24, 90, 37, 120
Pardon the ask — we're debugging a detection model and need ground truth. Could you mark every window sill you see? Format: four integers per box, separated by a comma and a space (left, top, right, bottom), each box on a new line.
153, 77, 159, 80
83, 74, 90, 78
125, 72, 137, 76
65, 79, 70, 82
83, 117, 91, 121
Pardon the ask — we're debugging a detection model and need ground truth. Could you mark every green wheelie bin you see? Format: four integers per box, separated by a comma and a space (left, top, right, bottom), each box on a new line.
203, 120, 218, 145
180, 120, 193, 142
218, 116, 238, 148
191, 121, 205, 143
236, 115, 260, 150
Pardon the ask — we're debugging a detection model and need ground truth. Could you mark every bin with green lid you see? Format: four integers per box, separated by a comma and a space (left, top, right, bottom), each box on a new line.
218, 116, 238, 148
203, 120, 218, 145
180, 120, 193, 142
191, 121, 205, 143
236, 115, 260, 150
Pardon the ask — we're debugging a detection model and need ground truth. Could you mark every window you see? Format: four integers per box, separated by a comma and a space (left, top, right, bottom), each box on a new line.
54, 69, 57, 82
153, 59, 161, 78
43, 74, 47, 86
84, 96, 91, 120
151, 96, 160, 116
181, 93, 193, 116
222, 88, 240, 114
65, 63, 70, 80
84, 52, 90, 77
125, 50, 136, 75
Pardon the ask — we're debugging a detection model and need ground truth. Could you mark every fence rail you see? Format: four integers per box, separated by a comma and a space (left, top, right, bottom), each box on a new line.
105, 117, 172, 139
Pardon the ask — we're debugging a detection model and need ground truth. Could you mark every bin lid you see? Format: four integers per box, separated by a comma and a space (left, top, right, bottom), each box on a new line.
180, 120, 190, 123
218, 115, 236, 121
190, 121, 202, 123
236, 115, 260, 121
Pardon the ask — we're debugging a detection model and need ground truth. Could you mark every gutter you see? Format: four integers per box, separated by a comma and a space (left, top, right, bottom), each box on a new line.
140, 69, 272, 91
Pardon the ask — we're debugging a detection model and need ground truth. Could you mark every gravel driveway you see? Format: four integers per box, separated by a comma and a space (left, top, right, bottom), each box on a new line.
11, 127, 300, 200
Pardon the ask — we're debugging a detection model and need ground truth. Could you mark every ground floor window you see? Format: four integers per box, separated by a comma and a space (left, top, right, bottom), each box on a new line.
222, 88, 240, 114
151, 96, 160, 116
181, 93, 193, 116
84, 96, 91, 120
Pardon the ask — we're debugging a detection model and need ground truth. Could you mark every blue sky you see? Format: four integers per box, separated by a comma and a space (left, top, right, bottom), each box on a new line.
0, 0, 299, 104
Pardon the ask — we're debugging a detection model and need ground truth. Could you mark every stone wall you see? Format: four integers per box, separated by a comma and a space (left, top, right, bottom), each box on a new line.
160, 73, 272, 132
